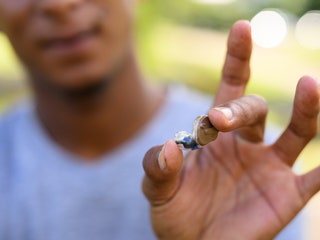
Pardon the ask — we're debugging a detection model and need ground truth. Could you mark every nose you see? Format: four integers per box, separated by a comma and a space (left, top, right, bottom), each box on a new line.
37, 0, 81, 20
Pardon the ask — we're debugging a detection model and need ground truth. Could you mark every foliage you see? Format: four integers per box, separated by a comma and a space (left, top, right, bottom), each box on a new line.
304, 0, 320, 11
136, 0, 310, 31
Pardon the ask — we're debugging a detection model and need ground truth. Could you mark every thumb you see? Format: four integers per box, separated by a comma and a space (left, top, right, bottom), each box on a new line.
142, 140, 184, 206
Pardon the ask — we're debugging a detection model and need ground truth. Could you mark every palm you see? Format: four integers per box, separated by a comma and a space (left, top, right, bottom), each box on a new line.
150, 132, 306, 240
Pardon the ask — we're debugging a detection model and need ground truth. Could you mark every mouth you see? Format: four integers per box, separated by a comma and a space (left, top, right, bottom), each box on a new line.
39, 24, 101, 55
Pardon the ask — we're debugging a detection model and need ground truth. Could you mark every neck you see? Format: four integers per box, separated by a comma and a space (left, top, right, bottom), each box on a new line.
33, 54, 164, 161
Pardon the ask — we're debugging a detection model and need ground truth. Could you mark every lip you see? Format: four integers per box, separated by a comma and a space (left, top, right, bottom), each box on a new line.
38, 24, 101, 57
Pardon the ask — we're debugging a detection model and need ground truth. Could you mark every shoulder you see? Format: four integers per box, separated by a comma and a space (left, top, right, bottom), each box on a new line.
0, 103, 34, 231
164, 84, 212, 119
0, 102, 34, 161
0, 102, 32, 134
148, 84, 213, 137
167, 84, 212, 109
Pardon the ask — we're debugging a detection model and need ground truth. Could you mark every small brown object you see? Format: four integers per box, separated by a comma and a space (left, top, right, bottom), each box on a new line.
193, 115, 218, 146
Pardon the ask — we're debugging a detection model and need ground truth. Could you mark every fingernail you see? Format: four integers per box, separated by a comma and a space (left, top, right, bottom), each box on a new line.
214, 107, 233, 121
158, 144, 167, 170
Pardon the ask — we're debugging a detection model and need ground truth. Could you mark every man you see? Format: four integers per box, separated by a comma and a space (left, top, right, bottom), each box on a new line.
0, 0, 319, 239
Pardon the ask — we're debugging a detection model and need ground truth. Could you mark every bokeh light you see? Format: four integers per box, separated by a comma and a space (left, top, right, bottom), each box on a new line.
251, 10, 288, 48
295, 11, 320, 49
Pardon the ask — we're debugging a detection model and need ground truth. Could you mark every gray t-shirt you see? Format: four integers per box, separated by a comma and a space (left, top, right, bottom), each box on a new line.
0, 85, 303, 240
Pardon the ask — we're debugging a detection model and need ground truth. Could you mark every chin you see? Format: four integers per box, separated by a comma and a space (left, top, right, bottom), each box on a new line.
30, 61, 113, 100
51, 67, 113, 98
31, 47, 128, 98
60, 76, 110, 99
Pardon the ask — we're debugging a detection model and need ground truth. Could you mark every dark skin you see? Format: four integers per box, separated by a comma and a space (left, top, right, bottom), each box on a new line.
0, 0, 164, 159
0, 0, 319, 239
34, 51, 164, 159
143, 22, 320, 239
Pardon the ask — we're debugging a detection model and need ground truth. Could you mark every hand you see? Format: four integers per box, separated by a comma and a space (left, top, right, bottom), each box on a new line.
142, 20, 320, 240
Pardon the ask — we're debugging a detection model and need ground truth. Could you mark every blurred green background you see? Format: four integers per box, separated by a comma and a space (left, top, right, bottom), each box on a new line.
0, 0, 319, 237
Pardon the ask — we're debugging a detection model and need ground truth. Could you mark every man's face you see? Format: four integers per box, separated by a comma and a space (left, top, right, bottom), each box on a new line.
0, 0, 135, 90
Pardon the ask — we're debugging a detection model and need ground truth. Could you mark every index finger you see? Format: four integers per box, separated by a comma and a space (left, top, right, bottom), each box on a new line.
214, 20, 252, 106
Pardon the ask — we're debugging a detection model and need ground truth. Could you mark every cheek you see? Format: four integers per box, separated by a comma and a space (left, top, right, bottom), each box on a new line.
97, 2, 133, 56
0, 0, 32, 33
